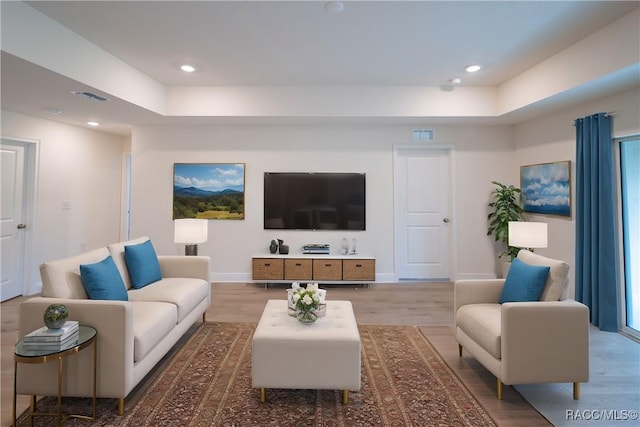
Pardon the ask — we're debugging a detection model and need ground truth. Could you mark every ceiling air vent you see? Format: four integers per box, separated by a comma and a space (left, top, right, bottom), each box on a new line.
412, 129, 435, 142
69, 91, 108, 102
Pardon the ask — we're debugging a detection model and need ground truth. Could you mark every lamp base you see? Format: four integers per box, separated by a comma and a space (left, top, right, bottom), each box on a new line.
184, 244, 198, 256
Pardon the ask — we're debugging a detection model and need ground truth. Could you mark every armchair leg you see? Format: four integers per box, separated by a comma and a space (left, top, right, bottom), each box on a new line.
457, 344, 462, 357
573, 382, 580, 400
496, 378, 503, 400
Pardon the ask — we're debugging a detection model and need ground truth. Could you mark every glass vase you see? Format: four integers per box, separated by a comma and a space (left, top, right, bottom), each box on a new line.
296, 309, 318, 323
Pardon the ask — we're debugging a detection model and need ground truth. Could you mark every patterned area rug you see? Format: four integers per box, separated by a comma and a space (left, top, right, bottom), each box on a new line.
16, 322, 496, 426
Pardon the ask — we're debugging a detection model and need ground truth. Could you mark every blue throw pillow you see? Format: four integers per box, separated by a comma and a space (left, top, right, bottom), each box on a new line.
124, 240, 162, 289
499, 258, 550, 303
80, 255, 128, 300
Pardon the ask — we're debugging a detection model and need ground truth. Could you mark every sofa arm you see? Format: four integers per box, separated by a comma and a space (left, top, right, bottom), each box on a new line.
17, 297, 134, 398
454, 279, 505, 313
158, 255, 210, 282
501, 300, 590, 385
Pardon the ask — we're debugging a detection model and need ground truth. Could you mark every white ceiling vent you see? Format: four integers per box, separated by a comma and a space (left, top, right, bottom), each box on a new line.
412, 129, 435, 142
69, 91, 108, 102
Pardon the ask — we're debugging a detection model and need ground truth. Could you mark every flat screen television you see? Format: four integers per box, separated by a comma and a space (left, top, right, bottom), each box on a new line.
264, 172, 366, 230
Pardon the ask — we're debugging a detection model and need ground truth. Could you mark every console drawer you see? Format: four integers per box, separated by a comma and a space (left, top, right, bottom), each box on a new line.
313, 259, 342, 281
342, 259, 375, 281
252, 258, 284, 280
284, 259, 313, 280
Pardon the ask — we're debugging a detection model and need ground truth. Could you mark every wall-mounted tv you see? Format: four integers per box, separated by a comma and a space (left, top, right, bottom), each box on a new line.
264, 172, 366, 230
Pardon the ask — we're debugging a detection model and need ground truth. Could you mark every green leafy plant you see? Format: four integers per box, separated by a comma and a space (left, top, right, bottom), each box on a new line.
487, 181, 525, 260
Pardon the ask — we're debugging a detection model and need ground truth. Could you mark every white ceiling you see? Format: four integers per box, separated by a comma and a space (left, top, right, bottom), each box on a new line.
2, 1, 639, 135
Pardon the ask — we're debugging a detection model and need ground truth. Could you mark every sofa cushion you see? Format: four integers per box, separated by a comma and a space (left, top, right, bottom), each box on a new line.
499, 258, 550, 303
132, 301, 177, 362
79, 255, 129, 301
107, 236, 151, 290
517, 250, 570, 301
40, 247, 112, 299
124, 240, 162, 289
456, 303, 502, 359
127, 278, 209, 322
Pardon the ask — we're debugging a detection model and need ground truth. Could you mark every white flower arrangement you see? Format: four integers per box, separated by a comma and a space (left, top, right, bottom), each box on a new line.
291, 282, 321, 313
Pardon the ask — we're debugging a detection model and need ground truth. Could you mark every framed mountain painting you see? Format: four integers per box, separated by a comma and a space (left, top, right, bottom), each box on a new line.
520, 160, 571, 217
173, 163, 245, 220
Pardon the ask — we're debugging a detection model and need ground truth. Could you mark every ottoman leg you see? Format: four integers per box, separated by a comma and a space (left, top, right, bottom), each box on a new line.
342, 389, 349, 404
259, 388, 267, 403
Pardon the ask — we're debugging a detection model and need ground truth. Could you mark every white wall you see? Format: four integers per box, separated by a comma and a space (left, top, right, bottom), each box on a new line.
514, 88, 640, 297
1, 110, 127, 294
130, 123, 515, 282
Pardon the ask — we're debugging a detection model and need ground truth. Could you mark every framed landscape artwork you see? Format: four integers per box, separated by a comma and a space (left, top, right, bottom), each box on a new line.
173, 163, 245, 220
520, 160, 571, 217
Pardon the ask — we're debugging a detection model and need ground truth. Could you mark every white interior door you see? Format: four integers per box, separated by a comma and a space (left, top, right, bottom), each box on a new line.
1, 141, 26, 301
394, 147, 451, 280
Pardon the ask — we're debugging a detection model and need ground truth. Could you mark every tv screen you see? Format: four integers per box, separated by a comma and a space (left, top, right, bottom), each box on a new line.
264, 172, 366, 230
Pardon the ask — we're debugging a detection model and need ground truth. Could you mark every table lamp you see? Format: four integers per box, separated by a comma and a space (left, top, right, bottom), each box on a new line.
174, 219, 208, 255
508, 221, 548, 250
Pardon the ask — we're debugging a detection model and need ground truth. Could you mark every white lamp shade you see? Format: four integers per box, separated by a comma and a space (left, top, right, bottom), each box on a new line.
174, 219, 208, 244
508, 221, 548, 248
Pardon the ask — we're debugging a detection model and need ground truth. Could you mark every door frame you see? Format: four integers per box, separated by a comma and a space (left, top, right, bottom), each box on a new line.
1, 136, 40, 296
393, 144, 458, 282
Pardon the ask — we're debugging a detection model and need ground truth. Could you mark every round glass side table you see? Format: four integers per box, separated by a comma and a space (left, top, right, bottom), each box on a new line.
13, 325, 97, 427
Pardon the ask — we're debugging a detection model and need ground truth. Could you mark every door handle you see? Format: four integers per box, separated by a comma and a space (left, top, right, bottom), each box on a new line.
17, 224, 26, 229
442, 218, 450, 223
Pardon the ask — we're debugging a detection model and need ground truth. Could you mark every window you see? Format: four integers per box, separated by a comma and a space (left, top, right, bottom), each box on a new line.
618, 136, 640, 338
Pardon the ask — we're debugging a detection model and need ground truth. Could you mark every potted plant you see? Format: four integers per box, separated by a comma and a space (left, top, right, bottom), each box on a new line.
487, 181, 525, 266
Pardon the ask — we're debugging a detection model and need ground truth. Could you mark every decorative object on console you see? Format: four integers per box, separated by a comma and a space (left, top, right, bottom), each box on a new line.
43, 304, 69, 329
290, 282, 322, 323
269, 239, 278, 254
303, 243, 330, 254
350, 238, 357, 255
277, 239, 289, 254
174, 218, 208, 255
341, 238, 349, 255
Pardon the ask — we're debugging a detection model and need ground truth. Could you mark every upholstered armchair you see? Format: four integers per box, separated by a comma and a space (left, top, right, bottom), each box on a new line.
454, 250, 589, 399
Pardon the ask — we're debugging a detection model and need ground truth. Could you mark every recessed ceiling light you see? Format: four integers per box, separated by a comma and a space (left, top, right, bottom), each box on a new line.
181, 64, 196, 73
451, 78, 462, 85
87, 121, 100, 127
465, 65, 481, 73
325, 1, 344, 14
47, 108, 62, 115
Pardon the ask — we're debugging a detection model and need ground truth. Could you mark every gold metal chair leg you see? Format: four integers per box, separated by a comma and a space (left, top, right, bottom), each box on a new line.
573, 382, 580, 400
259, 388, 266, 403
458, 344, 462, 357
117, 398, 125, 415
342, 389, 349, 404
497, 378, 503, 400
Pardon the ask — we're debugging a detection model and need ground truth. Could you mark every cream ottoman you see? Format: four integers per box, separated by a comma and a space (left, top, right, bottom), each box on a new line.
252, 299, 361, 404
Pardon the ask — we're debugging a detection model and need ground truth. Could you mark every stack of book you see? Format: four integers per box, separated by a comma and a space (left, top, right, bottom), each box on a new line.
303, 243, 330, 254
22, 320, 80, 350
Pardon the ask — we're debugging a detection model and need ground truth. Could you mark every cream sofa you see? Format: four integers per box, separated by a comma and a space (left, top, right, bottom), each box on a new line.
16, 236, 211, 414
454, 250, 589, 399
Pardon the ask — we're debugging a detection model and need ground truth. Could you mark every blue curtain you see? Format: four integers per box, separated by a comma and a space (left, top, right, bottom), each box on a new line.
575, 112, 620, 332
